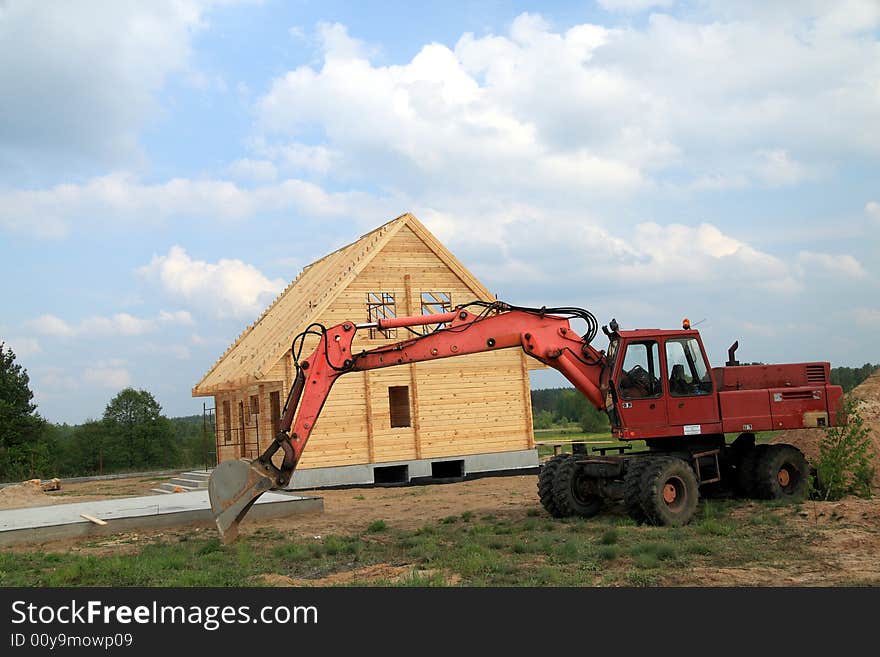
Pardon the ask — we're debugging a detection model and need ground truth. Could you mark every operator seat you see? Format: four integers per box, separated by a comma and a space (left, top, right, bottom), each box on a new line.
669, 364, 689, 395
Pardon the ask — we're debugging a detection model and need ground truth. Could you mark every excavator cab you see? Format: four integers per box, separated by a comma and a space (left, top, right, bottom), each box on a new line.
607, 329, 720, 440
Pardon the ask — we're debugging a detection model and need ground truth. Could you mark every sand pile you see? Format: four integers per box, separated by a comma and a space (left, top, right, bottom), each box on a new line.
0, 479, 52, 509
772, 369, 880, 488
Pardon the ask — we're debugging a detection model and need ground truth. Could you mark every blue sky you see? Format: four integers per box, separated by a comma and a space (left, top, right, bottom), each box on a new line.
1, 0, 878, 423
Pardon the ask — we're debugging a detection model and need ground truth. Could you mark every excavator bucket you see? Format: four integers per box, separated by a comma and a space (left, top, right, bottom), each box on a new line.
208, 459, 276, 543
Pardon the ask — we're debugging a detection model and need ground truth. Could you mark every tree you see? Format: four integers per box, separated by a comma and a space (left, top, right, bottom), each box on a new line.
812, 400, 875, 500
102, 388, 178, 470
830, 363, 879, 393
533, 409, 555, 430
0, 342, 48, 480
579, 405, 610, 434
67, 420, 124, 476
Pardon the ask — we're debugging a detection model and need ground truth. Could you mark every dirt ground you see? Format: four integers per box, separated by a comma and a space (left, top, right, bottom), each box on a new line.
2, 472, 878, 586
268, 478, 880, 586
667, 497, 880, 586
0, 475, 173, 509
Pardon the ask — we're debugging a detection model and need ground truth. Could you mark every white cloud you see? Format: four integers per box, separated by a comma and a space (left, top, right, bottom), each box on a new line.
28, 310, 192, 338
83, 366, 132, 389
256, 19, 645, 196
598, 0, 675, 12
0, 172, 391, 237
612, 222, 797, 292
254, 142, 341, 174
171, 345, 191, 360
139, 245, 287, 319
225, 158, 278, 182
158, 310, 195, 325
36, 367, 79, 392
142, 342, 192, 360
753, 149, 812, 187
29, 315, 75, 337
797, 251, 868, 279
425, 203, 800, 298
2, 337, 42, 358
0, 1, 220, 177
251, 11, 880, 202
866, 201, 880, 222
854, 307, 880, 327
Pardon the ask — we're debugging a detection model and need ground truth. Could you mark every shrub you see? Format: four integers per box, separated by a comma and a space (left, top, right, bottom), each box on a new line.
579, 405, 610, 433
599, 529, 619, 545
367, 519, 387, 533
598, 545, 619, 561
812, 401, 875, 500
533, 409, 555, 430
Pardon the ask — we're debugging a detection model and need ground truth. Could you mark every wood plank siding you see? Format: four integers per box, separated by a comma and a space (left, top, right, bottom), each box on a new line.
197, 214, 534, 470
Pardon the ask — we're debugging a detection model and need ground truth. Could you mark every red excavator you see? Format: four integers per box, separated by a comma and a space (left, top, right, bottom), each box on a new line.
208, 301, 843, 540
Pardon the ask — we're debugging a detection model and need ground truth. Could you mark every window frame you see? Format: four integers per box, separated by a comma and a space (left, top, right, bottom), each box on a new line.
388, 385, 412, 428
420, 291, 452, 334
222, 400, 232, 444
665, 337, 714, 397
367, 292, 398, 339
617, 340, 663, 400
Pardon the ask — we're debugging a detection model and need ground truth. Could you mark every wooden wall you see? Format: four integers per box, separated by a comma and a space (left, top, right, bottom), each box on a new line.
214, 225, 534, 468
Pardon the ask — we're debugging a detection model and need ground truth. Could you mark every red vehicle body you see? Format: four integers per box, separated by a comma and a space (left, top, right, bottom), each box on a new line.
209, 301, 842, 539
607, 328, 842, 441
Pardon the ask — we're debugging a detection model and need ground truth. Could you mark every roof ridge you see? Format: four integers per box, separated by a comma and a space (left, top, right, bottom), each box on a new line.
194, 216, 410, 393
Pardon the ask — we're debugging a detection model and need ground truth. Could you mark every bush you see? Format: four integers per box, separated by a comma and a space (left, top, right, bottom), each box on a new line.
812, 401, 875, 500
579, 405, 610, 433
599, 529, 619, 545
533, 409, 555, 430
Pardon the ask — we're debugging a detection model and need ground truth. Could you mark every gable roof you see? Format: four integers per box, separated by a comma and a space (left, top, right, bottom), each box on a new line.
193, 213, 495, 396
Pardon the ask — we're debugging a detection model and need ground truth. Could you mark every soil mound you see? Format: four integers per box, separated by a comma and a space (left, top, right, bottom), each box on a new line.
0, 480, 51, 509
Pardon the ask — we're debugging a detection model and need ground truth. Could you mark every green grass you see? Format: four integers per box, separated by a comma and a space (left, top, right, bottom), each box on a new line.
599, 529, 619, 545
0, 497, 822, 587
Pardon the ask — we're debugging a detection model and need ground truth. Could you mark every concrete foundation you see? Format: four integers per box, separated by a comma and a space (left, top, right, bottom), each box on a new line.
0, 490, 322, 547
287, 448, 538, 489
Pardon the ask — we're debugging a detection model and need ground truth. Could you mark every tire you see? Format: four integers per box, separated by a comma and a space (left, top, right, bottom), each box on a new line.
538, 454, 570, 518
623, 457, 651, 524
754, 444, 809, 500
552, 456, 602, 518
735, 444, 769, 498
638, 457, 700, 526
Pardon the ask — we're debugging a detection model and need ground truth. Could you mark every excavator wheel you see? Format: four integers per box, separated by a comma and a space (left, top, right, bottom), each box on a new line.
638, 457, 699, 527
623, 457, 651, 524
753, 444, 809, 500
551, 456, 602, 518
538, 454, 570, 518
734, 444, 770, 498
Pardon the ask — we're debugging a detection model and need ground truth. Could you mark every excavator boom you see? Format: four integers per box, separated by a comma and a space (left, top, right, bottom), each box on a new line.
209, 302, 606, 540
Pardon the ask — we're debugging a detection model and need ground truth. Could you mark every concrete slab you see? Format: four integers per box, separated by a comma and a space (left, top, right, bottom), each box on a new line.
286, 448, 539, 489
0, 490, 322, 547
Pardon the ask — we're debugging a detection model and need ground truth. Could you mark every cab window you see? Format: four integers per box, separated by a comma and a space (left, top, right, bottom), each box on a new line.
666, 338, 713, 396
618, 341, 662, 399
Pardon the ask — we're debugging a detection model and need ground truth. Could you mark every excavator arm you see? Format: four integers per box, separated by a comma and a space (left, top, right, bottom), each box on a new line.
209, 302, 608, 541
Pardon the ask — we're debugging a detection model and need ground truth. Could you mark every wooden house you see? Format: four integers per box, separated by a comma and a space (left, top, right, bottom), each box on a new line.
192, 213, 538, 488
